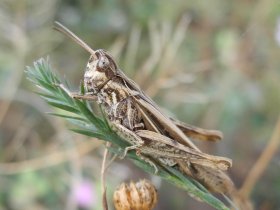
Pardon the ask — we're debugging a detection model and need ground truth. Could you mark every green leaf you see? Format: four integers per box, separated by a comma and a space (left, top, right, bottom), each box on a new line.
164, 166, 229, 210
57, 85, 75, 104
48, 113, 86, 121
70, 128, 105, 140
37, 92, 61, 101
47, 101, 80, 113
35, 77, 57, 91
74, 100, 105, 130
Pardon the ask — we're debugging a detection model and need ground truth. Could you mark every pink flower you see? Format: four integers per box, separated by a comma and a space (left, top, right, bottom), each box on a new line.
73, 180, 97, 208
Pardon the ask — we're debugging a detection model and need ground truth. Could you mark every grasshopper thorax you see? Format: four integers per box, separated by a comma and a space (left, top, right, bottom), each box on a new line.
84, 49, 118, 93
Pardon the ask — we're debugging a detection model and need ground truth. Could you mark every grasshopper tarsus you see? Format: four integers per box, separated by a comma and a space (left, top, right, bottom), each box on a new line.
120, 144, 142, 159
136, 151, 159, 174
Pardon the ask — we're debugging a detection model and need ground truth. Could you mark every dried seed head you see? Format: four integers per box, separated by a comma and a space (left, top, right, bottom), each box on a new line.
113, 179, 158, 210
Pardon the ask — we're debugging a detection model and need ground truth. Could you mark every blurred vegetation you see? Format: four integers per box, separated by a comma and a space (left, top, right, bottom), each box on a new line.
0, 0, 280, 209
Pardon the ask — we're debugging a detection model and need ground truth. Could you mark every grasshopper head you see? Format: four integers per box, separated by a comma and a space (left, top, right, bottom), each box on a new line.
84, 49, 118, 93
52, 22, 118, 94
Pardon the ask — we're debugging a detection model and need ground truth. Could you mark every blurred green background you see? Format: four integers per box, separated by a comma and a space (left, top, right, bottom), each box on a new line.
0, 0, 280, 209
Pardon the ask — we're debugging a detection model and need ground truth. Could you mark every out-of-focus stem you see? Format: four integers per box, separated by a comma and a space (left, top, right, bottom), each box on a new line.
239, 116, 280, 198
101, 142, 111, 210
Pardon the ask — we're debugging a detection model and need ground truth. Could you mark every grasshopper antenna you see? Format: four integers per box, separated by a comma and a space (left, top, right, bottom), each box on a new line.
53, 21, 97, 58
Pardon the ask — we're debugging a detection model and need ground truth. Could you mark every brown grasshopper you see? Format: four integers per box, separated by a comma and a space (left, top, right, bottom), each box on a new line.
53, 22, 234, 194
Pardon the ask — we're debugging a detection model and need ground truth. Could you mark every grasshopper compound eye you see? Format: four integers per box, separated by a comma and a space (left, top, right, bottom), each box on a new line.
98, 56, 110, 68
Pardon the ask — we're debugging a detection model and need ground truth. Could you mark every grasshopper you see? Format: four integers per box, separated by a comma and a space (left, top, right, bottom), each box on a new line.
53, 22, 234, 194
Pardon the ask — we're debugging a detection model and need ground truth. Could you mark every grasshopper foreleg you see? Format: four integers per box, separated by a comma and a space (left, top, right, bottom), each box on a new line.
57, 83, 97, 100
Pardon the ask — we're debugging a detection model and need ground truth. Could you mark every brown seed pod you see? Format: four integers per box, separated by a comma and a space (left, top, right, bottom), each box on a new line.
113, 179, 158, 210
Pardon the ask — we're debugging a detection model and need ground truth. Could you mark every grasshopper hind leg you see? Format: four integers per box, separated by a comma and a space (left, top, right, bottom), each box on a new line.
110, 121, 159, 174
110, 121, 145, 157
